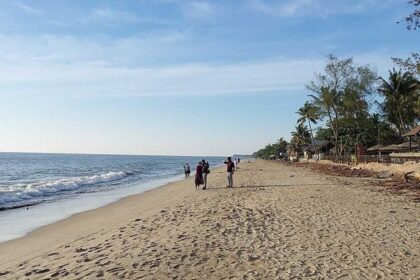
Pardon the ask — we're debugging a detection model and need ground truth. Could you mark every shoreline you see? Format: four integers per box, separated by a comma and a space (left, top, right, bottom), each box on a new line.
0, 164, 217, 266
0, 173, 185, 243
0, 162, 223, 244
1, 161, 418, 279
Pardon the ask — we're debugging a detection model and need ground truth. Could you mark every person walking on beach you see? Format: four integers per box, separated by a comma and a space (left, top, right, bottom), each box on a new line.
195, 161, 204, 190
184, 163, 191, 177
202, 159, 210, 190
224, 157, 235, 188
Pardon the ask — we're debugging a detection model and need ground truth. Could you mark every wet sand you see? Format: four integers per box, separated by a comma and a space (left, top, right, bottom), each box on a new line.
0, 160, 418, 279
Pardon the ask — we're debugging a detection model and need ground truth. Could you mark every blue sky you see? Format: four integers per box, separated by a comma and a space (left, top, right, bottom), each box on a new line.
0, 0, 418, 156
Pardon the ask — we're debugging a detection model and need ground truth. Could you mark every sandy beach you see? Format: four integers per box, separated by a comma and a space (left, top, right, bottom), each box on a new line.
0, 160, 418, 279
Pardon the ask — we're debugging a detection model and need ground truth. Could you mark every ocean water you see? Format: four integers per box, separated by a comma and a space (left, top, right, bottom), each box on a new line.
0, 153, 226, 241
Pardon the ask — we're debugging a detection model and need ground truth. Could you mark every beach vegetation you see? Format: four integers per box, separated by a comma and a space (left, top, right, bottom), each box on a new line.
291, 123, 311, 149
296, 101, 319, 155
306, 55, 377, 156
378, 69, 420, 135
255, 1, 419, 159
300, 58, 419, 158
253, 137, 289, 159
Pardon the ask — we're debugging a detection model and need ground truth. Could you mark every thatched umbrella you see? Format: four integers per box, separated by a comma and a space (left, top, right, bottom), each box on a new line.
367, 144, 385, 153
402, 125, 420, 152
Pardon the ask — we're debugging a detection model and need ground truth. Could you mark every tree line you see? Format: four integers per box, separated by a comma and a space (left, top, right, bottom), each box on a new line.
254, 1, 419, 159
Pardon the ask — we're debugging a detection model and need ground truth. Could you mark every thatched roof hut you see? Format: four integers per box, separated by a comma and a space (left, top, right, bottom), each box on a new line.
367, 144, 385, 153
402, 125, 420, 137
367, 142, 419, 154
302, 140, 333, 154
402, 125, 420, 152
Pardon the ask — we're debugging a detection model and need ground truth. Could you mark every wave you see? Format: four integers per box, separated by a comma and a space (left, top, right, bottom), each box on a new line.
0, 171, 132, 209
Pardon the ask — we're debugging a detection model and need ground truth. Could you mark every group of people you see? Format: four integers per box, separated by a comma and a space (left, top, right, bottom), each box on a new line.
184, 160, 210, 190
184, 157, 240, 190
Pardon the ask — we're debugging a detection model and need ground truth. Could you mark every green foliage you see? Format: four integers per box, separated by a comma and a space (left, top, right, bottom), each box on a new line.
254, 52, 419, 157
302, 55, 417, 156
291, 124, 311, 148
296, 101, 319, 125
378, 69, 419, 134
364, 114, 400, 146
315, 127, 334, 141
255, 1, 420, 157
253, 137, 288, 159
306, 54, 377, 156
296, 101, 319, 152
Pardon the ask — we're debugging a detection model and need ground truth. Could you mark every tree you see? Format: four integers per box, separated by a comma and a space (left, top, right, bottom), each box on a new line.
290, 123, 310, 149
306, 54, 377, 156
364, 113, 400, 146
394, 2, 419, 84
338, 65, 377, 146
394, 1, 420, 123
307, 55, 354, 156
296, 101, 319, 155
399, 0, 420, 30
392, 53, 420, 75
253, 138, 289, 159
276, 137, 288, 154
378, 69, 419, 134
308, 86, 340, 155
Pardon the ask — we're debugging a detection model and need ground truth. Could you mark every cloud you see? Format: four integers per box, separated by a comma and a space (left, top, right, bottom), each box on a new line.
247, 0, 392, 18
15, 1, 42, 15
183, 1, 214, 19
248, 0, 317, 17
0, 58, 324, 97
0, 33, 400, 98
0, 34, 323, 96
87, 7, 139, 24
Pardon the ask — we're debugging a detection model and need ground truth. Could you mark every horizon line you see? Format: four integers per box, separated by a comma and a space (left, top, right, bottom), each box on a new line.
0, 151, 252, 158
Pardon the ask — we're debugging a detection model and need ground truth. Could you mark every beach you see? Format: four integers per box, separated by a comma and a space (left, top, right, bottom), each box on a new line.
0, 160, 418, 279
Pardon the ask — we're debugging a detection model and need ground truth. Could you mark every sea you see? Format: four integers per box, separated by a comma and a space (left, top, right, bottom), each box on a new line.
0, 153, 226, 242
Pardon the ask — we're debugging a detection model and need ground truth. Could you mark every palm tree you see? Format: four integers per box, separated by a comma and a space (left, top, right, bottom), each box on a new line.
309, 86, 340, 156
378, 69, 419, 134
276, 137, 288, 154
291, 123, 311, 150
296, 101, 319, 158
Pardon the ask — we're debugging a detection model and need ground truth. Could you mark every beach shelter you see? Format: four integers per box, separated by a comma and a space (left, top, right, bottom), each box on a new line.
402, 125, 420, 152
367, 144, 385, 154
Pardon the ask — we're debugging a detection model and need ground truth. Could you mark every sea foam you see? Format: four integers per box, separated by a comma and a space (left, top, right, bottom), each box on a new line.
0, 171, 131, 208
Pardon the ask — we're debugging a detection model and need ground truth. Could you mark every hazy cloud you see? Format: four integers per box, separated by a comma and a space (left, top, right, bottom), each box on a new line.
183, 1, 214, 19
0, 59, 324, 97
15, 1, 42, 15
0, 33, 396, 98
247, 0, 392, 17
87, 7, 139, 24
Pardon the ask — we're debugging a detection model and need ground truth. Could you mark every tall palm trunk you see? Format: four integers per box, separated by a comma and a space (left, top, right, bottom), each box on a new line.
326, 109, 339, 157
396, 102, 407, 134
307, 120, 317, 160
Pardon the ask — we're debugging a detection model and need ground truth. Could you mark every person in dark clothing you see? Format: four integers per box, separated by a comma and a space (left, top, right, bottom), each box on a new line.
184, 163, 191, 177
202, 160, 210, 190
195, 161, 204, 190
224, 157, 235, 188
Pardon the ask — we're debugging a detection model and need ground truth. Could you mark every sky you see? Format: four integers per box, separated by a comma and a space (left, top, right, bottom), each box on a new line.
0, 0, 418, 156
